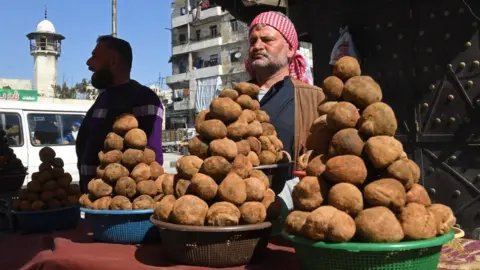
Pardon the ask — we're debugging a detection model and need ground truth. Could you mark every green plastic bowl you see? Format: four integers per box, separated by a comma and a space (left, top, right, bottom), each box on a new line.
284, 230, 454, 270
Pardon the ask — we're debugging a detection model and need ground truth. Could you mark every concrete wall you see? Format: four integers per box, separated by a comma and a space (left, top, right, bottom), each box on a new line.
34, 53, 57, 98
0, 78, 32, 89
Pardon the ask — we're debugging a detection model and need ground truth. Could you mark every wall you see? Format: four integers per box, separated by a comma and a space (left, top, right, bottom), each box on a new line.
192, 46, 222, 67
190, 20, 221, 41
37, 97, 95, 105
0, 78, 32, 89
34, 53, 57, 98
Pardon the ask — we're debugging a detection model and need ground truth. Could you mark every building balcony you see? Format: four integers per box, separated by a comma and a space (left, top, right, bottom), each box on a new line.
173, 98, 195, 111
29, 41, 62, 55
166, 72, 189, 85
193, 65, 222, 79
172, 6, 224, 28
172, 36, 222, 55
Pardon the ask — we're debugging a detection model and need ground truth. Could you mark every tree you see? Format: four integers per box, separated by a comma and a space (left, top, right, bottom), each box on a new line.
53, 81, 76, 99
52, 79, 99, 100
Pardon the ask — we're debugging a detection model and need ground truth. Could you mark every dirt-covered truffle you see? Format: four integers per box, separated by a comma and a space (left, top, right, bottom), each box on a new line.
103, 163, 130, 184
236, 94, 256, 110
247, 120, 263, 137
206, 201, 241, 226
209, 138, 238, 161
292, 176, 328, 211
247, 137, 262, 155
197, 119, 228, 140
355, 206, 404, 242
136, 180, 158, 197
227, 120, 249, 141
115, 176, 137, 198
327, 102, 360, 131
259, 151, 277, 165
132, 195, 155, 210
154, 194, 176, 221
113, 113, 138, 135
219, 88, 239, 100
104, 132, 124, 151
333, 56, 361, 81
387, 159, 421, 190
244, 177, 266, 202
306, 155, 327, 177
249, 170, 269, 190
302, 206, 338, 240
88, 179, 113, 198
238, 109, 257, 123
39, 147, 56, 163
93, 196, 112, 210
101, 150, 123, 166
364, 178, 406, 211
210, 97, 243, 122
399, 203, 437, 240
285, 211, 310, 235
236, 140, 251, 156
161, 174, 175, 195
171, 195, 209, 226
235, 82, 260, 97
324, 155, 367, 185
190, 173, 218, 201
406, 184, 431, 206
240, 202, 266, 224
218, 173, 247, 205
188, 136, 210, 159
328, 210, 356, 242
358, 102, 397, 137
328, 183, 363, 216
428, 204, 456, 235
323, 76, 344, 99
343, 76, 383, 109
124, 128, 148, 149
150, 161, 164, 179
176, 155, 203, 179
317, 101, 339, 117
110, 195, 133, 210
122, 149, 144, 169
143, 148, 156, 165
365, 136, 403, 169
174, 178, 191, 198
328, 128, 364, 157
231, 154, 253, 179
247, 151, 260, 167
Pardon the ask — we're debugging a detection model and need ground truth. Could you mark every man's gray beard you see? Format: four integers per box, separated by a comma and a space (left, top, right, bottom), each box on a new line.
252, 60, 289, 76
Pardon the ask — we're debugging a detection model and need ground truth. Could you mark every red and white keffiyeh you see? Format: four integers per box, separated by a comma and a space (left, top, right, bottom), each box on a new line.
245, 11, 311, 84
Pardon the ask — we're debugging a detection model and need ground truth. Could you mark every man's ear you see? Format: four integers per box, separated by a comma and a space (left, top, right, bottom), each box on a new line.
287, 46, 295, 58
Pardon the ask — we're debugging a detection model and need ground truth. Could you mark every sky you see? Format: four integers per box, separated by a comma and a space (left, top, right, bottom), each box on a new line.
0, 0, 172, 88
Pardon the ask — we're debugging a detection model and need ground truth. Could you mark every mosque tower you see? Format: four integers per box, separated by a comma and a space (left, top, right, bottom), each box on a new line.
26, 8, 65, 98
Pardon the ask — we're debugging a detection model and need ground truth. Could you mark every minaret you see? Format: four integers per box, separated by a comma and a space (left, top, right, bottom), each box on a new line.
26, 8, 65, 98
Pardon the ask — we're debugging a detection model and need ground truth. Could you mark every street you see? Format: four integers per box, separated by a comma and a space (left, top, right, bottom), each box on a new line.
163, 152, 181, 174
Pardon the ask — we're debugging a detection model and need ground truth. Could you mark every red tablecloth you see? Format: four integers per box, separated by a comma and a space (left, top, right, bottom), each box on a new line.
0, 221, 299, 270
1, 221, 479, 270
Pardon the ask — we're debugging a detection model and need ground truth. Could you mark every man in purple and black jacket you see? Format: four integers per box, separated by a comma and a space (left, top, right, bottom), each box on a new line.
76, 35, 163, 193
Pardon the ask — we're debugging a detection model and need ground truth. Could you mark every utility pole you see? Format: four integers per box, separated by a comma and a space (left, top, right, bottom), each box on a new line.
112, 0, 117, 37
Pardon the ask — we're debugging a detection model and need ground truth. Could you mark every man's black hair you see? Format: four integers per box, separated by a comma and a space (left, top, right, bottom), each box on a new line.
97, 35, 133, 71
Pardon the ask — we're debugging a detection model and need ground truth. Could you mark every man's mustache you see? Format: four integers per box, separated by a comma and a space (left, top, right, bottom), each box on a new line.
251, 51, 269, 59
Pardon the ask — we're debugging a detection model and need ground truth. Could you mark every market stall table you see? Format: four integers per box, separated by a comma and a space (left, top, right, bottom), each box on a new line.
0, 220, 478, 270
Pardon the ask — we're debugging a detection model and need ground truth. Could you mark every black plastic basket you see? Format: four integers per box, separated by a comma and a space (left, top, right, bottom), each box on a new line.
150, 216, 273, 268
13, 205, 80, 233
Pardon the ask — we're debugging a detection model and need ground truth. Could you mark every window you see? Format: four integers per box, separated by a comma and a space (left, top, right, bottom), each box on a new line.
27, 113, 84, 146
0, 113, 23, 147
210, 25, 218, 38
230, 48, 241, 63
210, 54, 219, 66
179, 34, 186, 43
40, 37, 47, 50
230, 19, 238, 32
196, 30, 201, 41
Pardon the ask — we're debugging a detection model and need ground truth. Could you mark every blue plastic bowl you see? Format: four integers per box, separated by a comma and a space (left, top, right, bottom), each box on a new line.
81, 208, 159, 245
13, 205, 80, 233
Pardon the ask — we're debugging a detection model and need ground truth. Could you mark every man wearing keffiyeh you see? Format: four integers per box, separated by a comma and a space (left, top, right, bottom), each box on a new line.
246, 11, 325, 211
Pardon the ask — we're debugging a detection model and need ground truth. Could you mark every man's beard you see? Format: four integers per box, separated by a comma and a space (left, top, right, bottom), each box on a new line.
250, 51, 289, 75
91, 67, 114, 89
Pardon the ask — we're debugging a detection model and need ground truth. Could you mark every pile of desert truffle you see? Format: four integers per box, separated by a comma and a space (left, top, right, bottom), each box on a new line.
152, 82, 287, 226
287, 56, 456, 243
79, 114, 165, 210
13, 147, 81, 211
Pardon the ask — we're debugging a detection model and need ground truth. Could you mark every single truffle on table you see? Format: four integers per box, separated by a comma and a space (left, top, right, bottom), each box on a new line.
399, 203, 437, 240
190, 173, 218, 201
171, 195, 209, 226
322, 76, 344, 99
358, 102, 397, 137
218, 173, 247, 205
285, 211, 310, 236
343, 76, 383, 109
333, 56, 361, 81
363, 178, 406, 211
154, 195, 176, 221
302, 206, 338, 240
112, 113, 138, 135
292, 176, 328, 211
355, 206, 404, 243
324, 155, 367, 185
328, 183, 363, 217
365, 136, 404, 169
132, 195, 155, 210
176, 155, 203, 180
239, 202, 267, 224
206, 201, 241, 226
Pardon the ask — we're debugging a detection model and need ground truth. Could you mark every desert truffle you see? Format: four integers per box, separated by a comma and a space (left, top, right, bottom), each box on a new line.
328, 183, 363, 216
355, 206, 404, 243
324, 155, 367, 185
171, 195, 209, 226
333, 56, 361, 81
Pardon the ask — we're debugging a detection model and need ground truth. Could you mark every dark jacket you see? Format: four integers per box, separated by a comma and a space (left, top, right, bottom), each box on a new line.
76, 80, 163, 192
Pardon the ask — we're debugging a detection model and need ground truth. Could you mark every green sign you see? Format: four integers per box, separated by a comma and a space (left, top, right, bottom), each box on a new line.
0, 89, 38, 102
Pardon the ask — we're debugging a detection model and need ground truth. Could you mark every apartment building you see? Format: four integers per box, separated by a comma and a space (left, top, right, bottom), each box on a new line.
166, 0, 251, 128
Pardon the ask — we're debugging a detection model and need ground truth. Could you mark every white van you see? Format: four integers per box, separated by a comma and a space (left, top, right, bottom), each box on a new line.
0, 101, 91, 185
